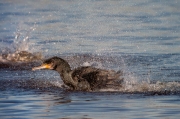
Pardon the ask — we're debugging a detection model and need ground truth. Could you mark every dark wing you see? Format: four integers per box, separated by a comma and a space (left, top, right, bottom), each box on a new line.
71, 66, 123, 90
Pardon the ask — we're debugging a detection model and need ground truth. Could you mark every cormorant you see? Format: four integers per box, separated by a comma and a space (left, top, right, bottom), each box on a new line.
32, 56, 123, 91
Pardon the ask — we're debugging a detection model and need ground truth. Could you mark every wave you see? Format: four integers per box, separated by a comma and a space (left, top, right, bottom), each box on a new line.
100, 80, 180, 95
0, 77, 180, 95
0, 50, 43, 70
0, 78, 64, 91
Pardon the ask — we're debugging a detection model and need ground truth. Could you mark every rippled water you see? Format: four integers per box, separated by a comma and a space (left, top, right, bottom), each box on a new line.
0, 0, 180, 119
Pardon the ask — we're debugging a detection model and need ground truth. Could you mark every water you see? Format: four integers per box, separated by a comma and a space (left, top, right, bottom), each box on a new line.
0, 0, 180, 118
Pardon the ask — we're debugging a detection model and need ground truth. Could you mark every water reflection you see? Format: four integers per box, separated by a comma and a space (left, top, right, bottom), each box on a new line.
0, 89, 72, 119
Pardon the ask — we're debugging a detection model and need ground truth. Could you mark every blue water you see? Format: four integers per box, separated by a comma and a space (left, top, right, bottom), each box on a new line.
0, 0, 180, 119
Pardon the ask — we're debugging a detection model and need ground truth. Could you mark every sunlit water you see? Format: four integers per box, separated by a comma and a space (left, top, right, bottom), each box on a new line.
0, 0, 180, 119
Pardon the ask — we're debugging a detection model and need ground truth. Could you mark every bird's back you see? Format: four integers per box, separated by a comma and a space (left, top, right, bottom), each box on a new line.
71, 66, 123, 91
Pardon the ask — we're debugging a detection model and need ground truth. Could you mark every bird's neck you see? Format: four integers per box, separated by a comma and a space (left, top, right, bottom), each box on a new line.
56, 66, 77, 89
61, 70, 78, 89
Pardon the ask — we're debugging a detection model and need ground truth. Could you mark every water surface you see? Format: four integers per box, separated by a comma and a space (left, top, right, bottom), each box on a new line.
0, 0, 180, 119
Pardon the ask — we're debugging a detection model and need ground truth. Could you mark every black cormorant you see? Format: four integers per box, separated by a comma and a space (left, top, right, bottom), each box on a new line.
32, 56, 123, 91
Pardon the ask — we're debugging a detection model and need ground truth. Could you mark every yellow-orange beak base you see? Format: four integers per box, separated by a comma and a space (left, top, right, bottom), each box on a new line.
32, 63, 53, 71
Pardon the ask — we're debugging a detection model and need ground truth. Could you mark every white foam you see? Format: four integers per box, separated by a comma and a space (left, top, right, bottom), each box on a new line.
82, 61, 103, 68
50, 80, 64, 88
82, 62, 91, 66
99, 80, 180, 93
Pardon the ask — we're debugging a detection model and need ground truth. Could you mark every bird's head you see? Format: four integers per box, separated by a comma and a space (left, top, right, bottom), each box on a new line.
32, 56, 71, 72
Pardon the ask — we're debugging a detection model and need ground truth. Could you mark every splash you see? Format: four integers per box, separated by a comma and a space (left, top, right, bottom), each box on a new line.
0, 26, 42, 63
1, 51, 42, 62
73, 56, 180, 95
100, 75, 180, 95
13, 26, 36, 52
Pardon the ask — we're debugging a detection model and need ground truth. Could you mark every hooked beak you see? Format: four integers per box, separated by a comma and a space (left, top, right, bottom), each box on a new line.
32, 63, 53, 71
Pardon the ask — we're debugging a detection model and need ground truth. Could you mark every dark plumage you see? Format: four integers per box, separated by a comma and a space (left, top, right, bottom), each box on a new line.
32, 56, 123, 91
